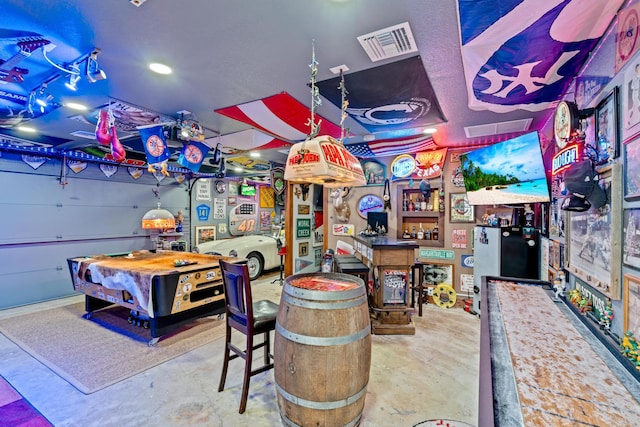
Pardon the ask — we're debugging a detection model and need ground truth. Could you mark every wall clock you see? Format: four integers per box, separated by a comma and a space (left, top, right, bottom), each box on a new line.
215, 180, 226, 194
554, 100, 578, 149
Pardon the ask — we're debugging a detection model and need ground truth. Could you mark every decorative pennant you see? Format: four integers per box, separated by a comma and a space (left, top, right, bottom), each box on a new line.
67, 160, 88, 174
177, 140, 210, 172
99, 163, 118, 178
138, 125, 170, 175
127, 167, 143, 179
21, 155, 47, 170
174, 173, 186, 184
153, 171, 166, 182
271, 166, 285, 195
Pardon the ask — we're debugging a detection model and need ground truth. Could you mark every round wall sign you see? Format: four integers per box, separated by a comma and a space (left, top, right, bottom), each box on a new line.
554, 100, 578, 148
390, 154, 416, 178
357, 194, 385, 219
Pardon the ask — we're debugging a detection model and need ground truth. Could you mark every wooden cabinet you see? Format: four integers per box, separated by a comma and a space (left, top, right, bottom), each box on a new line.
396, 184, 444, 247
352, 235, 417, 335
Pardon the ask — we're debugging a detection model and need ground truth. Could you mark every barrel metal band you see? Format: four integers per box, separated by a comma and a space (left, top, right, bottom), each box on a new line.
281, 292, 367, 309
280, 412, 361, 427
275, 322, 370, 346
276, 382, 367, 411
284, 284, 364, 301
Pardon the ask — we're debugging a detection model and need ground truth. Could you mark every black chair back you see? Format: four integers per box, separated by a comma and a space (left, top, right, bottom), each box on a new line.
219, 259, 253, 326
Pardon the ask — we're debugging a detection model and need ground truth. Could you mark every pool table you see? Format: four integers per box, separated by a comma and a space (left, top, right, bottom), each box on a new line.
68, 250, 231, 345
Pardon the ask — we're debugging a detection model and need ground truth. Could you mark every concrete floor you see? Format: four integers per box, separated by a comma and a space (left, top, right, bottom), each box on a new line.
0, 272, 481, 427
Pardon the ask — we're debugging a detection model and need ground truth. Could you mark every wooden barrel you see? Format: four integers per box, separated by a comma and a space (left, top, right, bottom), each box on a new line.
274, 272, 371, 427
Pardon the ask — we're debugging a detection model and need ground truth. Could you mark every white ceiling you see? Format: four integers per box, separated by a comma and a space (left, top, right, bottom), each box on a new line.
0, 0, 622, 173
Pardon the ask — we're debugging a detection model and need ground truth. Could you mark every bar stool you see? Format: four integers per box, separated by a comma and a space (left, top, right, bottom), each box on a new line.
334, 256, 369, 284
334, 256, 371, 308
218, 259, 279, 414
410, 263, 428, 316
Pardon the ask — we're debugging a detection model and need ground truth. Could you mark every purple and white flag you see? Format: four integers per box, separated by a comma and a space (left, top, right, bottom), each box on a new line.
458, 0, 624, 113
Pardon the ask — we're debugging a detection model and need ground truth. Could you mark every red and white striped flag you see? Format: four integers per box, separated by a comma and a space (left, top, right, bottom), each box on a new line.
215, 92, 342, 142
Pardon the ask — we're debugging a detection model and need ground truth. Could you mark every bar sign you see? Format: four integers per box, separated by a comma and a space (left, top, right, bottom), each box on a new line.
419, 249, 454, 260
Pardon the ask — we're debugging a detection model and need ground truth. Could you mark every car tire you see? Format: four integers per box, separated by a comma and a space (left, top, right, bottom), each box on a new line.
246, 252, 264, 281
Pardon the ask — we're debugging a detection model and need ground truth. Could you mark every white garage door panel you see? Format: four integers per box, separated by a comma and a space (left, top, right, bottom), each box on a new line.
0, 236, 148, 309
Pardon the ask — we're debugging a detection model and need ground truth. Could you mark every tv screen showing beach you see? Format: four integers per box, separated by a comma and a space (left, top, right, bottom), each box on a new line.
459, 132, 550, 206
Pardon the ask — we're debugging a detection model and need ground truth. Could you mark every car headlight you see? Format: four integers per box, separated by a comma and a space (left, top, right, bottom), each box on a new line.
229, 250, 238, 258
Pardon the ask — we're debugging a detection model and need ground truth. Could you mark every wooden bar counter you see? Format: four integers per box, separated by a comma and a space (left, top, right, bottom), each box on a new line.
352, 235, 418, 335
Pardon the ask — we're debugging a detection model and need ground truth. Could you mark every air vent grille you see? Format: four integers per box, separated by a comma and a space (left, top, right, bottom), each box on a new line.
464, 118, 533, 138
357, 22, 418, 62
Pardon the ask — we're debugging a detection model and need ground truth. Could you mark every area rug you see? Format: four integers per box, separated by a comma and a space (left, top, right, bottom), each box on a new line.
0, 303, 226, 394
0, 375, 52, 426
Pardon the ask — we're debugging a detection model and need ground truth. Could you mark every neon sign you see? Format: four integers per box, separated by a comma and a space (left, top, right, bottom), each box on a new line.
552, 144, 580, 175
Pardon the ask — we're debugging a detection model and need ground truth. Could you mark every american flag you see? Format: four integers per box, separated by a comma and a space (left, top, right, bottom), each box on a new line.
345, 135, 436, 158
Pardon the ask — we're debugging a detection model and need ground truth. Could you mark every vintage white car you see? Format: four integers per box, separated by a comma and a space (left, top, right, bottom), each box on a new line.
194, 225, 284, 281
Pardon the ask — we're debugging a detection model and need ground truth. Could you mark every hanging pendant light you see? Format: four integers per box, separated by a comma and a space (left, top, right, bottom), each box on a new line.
284, 43, 365, 187
141, 185, 175, 230
141, 202, 176, 230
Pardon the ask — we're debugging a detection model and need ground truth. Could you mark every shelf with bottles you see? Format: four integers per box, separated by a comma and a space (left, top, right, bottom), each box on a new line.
400, 218, 443, 246
397, 183, 444, 245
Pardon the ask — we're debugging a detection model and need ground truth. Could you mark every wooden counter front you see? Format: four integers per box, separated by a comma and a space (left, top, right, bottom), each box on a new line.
352, 235, 418, 335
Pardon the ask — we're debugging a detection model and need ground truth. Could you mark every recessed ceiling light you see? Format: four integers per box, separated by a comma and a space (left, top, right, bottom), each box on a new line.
149, 63, 172, 75
64, 102, 88, 111
16, 126, 36, 133
249, 152, 261, 158
234, 167, 243, 172
423, 127, 437, 134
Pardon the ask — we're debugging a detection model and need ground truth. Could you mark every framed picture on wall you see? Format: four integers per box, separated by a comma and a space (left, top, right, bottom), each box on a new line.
624, 137, 640, 200
595, 86, 620, 161
624, 208, 640, 270
449, 193, 474, 223
566, 164, 622, 300
194, 226, 216, 246
623, 57, 640, 131
360, 159, 386, 185
422, 262, 454, 288
624, 274, 640, 340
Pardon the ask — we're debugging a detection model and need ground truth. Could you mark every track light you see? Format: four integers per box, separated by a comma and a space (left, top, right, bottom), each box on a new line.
34, 85, 52, 109
86, 49, 107, 83
65, 64, 81, 90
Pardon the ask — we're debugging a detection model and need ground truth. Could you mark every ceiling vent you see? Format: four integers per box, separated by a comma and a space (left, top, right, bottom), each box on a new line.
464, 118, 533, 138
357, 22, 418, 62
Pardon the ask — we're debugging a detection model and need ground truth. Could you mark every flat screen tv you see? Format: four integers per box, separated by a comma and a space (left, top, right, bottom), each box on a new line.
459, 132, 550, 206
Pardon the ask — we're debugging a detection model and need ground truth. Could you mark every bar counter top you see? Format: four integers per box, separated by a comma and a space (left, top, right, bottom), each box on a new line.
352, 234, 420, 250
